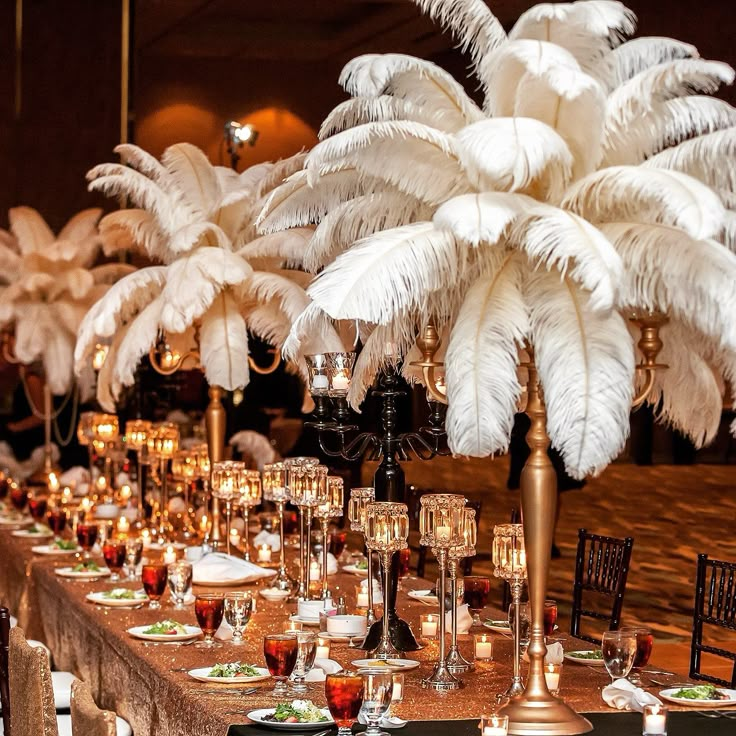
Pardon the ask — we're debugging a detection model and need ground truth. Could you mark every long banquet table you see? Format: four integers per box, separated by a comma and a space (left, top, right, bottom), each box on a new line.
0, 529, 728, 736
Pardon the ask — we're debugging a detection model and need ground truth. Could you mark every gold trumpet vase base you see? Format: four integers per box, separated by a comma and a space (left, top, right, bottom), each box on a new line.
500, 696, 592, 736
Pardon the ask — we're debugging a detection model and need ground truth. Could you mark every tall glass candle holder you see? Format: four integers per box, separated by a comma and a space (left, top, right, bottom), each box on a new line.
314, 475, 344, 600
211, 461, 244, 556
446, 507, 477, 674
237, 469, 262, 561
92, 413, 120, 496
289, 462, 329, 600
193, 445, 212, 544
146, 423, 180, 543
77, 412, 97, 488
492, 523, 527, 697
364, 501, 409, 659
170, 449, 199, 539
125, 419, 152, 522
263, 462, 295, 593
348, 487, 377, 628
419, 493, 466, 690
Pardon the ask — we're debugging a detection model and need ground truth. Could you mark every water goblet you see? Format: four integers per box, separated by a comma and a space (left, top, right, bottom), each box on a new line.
463, 575, 491, 627
9, 484, 28, 512
290, 631, 317, 694
47, 507, 68, 542
102, 540, 126, 581
360, 669, 393, 736
124, 537, 143, 580
264, 634, 299, 696
142, 563, 167, 610
325, 671, 364, 736
28, 493, 48, 523
76, 522, 98, 560
167, 561, 193, 610
621, 626, 653, 685
224, 591, 253, 645
194, 594, 225, 648
544, 599, 558, 637
601, 630, 637, 683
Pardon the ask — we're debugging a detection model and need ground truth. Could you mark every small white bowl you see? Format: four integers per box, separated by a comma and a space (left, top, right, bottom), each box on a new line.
260, 587, 290, 601
326, 615, 367, 637
298, 599, 331, 621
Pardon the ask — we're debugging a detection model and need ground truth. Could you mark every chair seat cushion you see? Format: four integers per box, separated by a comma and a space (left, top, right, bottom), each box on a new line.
52, 671, 76, 709
57, 714, 132, 736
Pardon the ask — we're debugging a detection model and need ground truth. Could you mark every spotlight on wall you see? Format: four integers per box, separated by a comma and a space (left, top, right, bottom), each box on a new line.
224, 121, 259, 170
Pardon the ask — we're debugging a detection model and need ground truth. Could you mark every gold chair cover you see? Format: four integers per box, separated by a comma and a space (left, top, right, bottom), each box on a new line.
71, 679, 117, 736
8, 627, 58, 736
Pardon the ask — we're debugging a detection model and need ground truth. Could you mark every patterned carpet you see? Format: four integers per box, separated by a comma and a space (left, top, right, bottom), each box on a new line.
362, 456, 736, 644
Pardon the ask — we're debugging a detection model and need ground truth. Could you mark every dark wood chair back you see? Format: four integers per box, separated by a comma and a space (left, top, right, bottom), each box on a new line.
0, 606, 11, 736
689, 554, 736, 687
500, 507, 521, 613
570, 528, 634, 645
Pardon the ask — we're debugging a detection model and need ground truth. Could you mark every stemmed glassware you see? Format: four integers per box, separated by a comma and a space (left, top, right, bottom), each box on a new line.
142, 563, 167, 609
102, 539, 126, 581
28, 491, 48, 524
224, 591, 253, 645
364, 501, 410, 659
419, 493, 466, 690
262, 462, 295, 593
146, 423, 180, 544
348, 487, 376, 626
211, 461, 243, 556
9, 483, 28, 512
621, 626, 654, 685
237, 469, 262, 561
167, 561, 193, 609
194, 593, 225, 648
124, 536, 143, 580
314, 476, 344, 600
290, 631, 318, 694
325, 671, 364, 736
76, 522, 98, 560
360, 669, 393, 736
602, 630, 638, 683
170, 449, 199, 539
463, 576, 491, 628
264, 633, 299, 696
47, 503, 68, 542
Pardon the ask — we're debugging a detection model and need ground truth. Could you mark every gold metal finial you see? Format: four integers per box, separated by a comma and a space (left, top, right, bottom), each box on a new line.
411, 324, 448, 404
630, 313, 668, 408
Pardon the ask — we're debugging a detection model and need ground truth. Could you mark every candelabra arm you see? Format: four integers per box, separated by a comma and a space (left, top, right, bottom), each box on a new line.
399, 430, 449, 461
631, 368, 657, 409
248, 349, 281, 375
316, 430, 378, 461
148, 344, 200, 375
410, 325, 448, 405
630, 313, 668, 409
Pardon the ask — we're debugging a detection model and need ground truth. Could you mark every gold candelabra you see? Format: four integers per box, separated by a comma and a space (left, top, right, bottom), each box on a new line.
314, 475, 345, 601
211, 461, 243, 556
146, 423, 179, 543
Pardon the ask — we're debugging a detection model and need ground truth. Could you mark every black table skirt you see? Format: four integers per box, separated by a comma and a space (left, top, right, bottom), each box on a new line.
229, 712, 736, 736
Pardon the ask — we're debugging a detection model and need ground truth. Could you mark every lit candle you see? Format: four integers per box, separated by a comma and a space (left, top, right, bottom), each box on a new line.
257, 544, 272, 563
61, 487, 72, 504
474, 634, 493, 661
309, 559, 321, 580
119, 484, 132, 503
435, 525, 452, 542
229, 528, 241, 547
199, 515, 209, 535
96, 476, 107, 492
544, 663, 561, 695
163, 545, 177, 564
311, 374, 329, 391
48, 472, 60, 493
643, 705, 667, 735
141, 529, 151, 549
117, 516, 130, 536
80, 497, 92, 514
331, 372, 350, 391
357, 591, 370, 609
480, 714, 508, 736
316, 638, 331, 660
420, 614, 438, 638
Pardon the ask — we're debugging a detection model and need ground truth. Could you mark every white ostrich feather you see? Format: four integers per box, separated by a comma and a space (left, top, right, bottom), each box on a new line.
562, 166, 726, 239
309, 223, 459, 324
307, 192, 431, 273
606, 59, 734, 127
159, 247, 252, 334
721, 211, 736, 252
0, 241, 21, 277
161, 143, 221, 217
454, 118, 574, 201
15, 304, 55, 364
90, 263, 137, 285
256, 153, 308, 199
601, 222, 736, 350
245, 302, 293, 351
236, 228, 311, 267
445, 253, 528, 456
527, 269, 634, 478
409, 0, 506, 74
98, 209, 162, 259
605, 36, 699, 88
602, 96, 736, 166
229, 430, 277, 469
8, 207, 55, 253
242, 271, 312, 326
114, 143, 173, 185
642, 128, 736, 196
96, 321, 131, 411
169, 221, 231, 255
199, 291, 249, 390
113, 296, 165, 387
282, 302, 346, 362
57, 208, 102, 243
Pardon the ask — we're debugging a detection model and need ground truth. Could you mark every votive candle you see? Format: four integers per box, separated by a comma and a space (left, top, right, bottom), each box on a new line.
474, 633, 493, 661
163, 545, 177, 564
479, 714, 508, 736
316, 638, 331, 660
420, 613, 439, 639
141, 529, 151, 549
229, 528, 241, 547
544, 662, 561, 696
643, 704, 667, 735
257, 544, 272, 562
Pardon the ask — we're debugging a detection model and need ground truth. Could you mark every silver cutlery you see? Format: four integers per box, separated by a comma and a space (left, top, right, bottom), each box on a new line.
198, 686, 258, 696
141, 639, 197, 647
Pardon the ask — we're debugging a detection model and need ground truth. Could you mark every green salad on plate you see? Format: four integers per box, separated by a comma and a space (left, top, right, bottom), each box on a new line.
102, 589, 141, 600
207, 662, 261, 678
264, 701, 329, 723
142, 620, 187, 636
54, 539, 77, 550
72, 561, 100, 572
570, 650, 603, 660
672, 684, 728, 700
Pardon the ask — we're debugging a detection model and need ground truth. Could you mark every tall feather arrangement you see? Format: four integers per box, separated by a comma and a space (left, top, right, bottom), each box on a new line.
261, 0, 736, 479
0, 207, 132, 395
75, 143, 340, 411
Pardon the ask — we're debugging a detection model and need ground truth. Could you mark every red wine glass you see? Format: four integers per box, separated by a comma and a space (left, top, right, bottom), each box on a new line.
102, 540, 126, 581
622, 626, 653, 685
142, 563, 167, 610
47, 507, 68, 541
264, 633, 299, 696
0, 474, 9, 500
463, 575, 491, 627
325, 672, 364, 736
328, 530, 347, 558
194, 594, 224, 648
9, 484, 28, 512
544, 599, 558, 637
28, 494, 48, 522
76, 522, 98, 560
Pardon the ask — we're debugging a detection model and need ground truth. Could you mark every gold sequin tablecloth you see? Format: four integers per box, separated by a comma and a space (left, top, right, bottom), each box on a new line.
0, 530, 686, 736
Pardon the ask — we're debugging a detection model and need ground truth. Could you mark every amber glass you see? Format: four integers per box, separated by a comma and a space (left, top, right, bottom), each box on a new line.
325, 672, 364, 736
544, 599, 558, 637
76, 523, 98, 554
102, 541, 126, 581
194, 594, 224, 647
398, 548, 411, 578
264, 634, 299, 696
28, 495, 48, 521
621, 626, 653, 685
47, 508, 68, 536
9, 484, 28, 511
142, 563, 167, 609
328, 530, 347, 557
0, 475, 9, 500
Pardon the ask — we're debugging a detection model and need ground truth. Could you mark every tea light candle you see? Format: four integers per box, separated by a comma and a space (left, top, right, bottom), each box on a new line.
309, 559, 321, 580
474, 633, 493, 661
119, 484, 132, 503
163, 545, 177, 564
48, 472, 60, 493
643, 704, 667, 735
311, 374, 329, 391
141, 529, 151, 549
229, 528, 241, 547
356, 590, 370, 608
391, 674, 404, 702
331, 372, 350, 391
420, 613, 438, 638
316, 638, 331, 660
96, 476, 107, 492
258, 544, 272, 563
61, 487, 72, 504
80, 497, 92, 515
544, 662, 561, 695
479, 714, 508, 736
117, 516, 130, 536
436, 525, 452, 542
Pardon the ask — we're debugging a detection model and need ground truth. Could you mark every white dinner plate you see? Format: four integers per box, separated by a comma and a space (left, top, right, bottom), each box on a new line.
564, 650, 605, 666
127, 624, 201, 642
0, 516, 33, 529
289, 614, 321, 627
246, 708, 333, 730
317, 630, 356, 642
351, 658, 420, 671
407, 589, 438, 604
342, 564, 369, 576
194, 574, 259, 587
659, 687, 736, 707
12, 527, 53, 539
86, 589, 148, 607
55, 566, 111, 580
32, 543, 82, 555
259, 588, 291, 602
483, 620, 512, 634
188, 665, 271, 684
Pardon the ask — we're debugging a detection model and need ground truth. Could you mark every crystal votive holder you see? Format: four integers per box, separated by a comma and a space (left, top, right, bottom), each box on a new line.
316, 637, 331, 660
420, 613, 439, 639
473, 633, 493, 661
480, 714, 509, 736
642, 704, 667, 735
543, 662, 562, 696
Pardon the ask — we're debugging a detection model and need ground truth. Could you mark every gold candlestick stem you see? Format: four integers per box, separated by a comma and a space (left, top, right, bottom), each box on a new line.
205, 384, 225, 550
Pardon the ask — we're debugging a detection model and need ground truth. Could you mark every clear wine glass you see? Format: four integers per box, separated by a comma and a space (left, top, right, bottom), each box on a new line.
601, 630, 637, 683
290, 631, 317, 694
620, 626, 653, 685
360, 669, 393, 736
167, 561, 193, 610
224, 591, 253, 645
124, 537, 143, 580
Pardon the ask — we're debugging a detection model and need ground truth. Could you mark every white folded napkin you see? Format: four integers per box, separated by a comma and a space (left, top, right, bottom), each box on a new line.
191, 552, 277, 584
545, 642, 564, 664
602, 678, 662, 712
360, 577, 383, 603
327, 553, 338, 575
358, 711, 407, 728
305, 658, 343, 682
444, 604, 473, 634
254, 530, 281, 552
59, 466, 89, 488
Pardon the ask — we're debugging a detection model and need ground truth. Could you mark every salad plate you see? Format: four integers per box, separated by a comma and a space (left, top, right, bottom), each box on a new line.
260, 588, 291, 602
86, 589, 148, 607
407, 589, 438, 604
32, 542, 81, 555
288, 614, 321, 626
247, 701, 333, 730
55, 565, 111, 580
564, 650, 605, 665
483, 620, 512, 634
659, 685, 736, 707
0, 516, 32, 529
351, 658, 420, 671
342, 564, 369, 576
12, 525, 53, 539
188, 663, 270, 684
128, 622, 201, 641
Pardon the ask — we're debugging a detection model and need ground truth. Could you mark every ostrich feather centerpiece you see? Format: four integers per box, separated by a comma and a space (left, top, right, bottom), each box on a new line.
260, 0, 736, 731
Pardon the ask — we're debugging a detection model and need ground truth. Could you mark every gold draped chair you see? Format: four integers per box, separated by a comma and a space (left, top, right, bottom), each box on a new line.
70, 680, 116, 736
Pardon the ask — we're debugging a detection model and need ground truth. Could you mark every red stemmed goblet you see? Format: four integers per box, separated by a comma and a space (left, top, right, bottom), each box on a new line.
194, 594, 225, 648
263, 633, 299, 696
544, 599, 558, 637
28, 494, 48, 522
102, 540, 126, 581
47, 507, 68, 541
142, 563, 167, 610
76, 522, 98, 560
463, 575, 491, 627
9, 484, 28, 512
325, 671, 365, 736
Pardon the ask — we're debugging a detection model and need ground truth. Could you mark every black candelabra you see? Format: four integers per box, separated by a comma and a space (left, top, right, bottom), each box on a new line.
305, 365, 450, 652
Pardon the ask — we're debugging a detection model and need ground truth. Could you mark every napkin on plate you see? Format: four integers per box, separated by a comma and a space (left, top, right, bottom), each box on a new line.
523, 641, 564, 664
191, 552, 277, 584
602, 678, 662, 712
59, 466, 89, 488
305, 658, 343, 682
254, 530, 281, 551
444, 604, 473, 634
